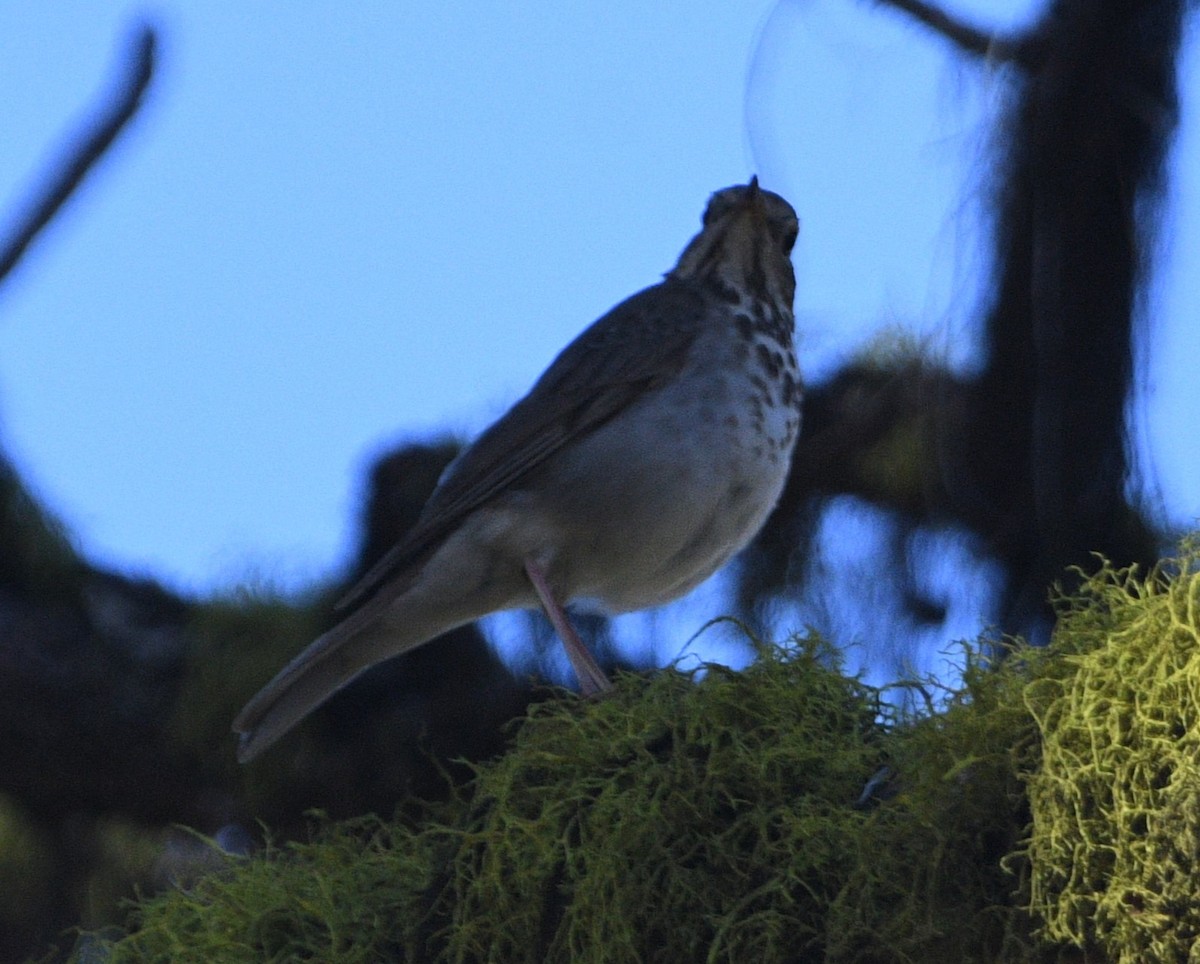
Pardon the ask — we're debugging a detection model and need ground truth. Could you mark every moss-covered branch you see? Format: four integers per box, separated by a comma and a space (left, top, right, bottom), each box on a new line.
90, 546, 1200, 963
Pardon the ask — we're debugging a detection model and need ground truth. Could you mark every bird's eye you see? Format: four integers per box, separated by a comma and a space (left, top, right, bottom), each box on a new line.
770, 221, 797, 255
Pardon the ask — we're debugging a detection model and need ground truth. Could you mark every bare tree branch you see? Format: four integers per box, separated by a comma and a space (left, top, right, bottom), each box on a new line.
871, 0, 1019, 62
0, 23, 157, 288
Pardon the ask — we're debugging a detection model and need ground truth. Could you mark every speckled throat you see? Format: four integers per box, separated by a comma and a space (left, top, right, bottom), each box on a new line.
674, 180, 803, 460
726, 282, 803, 461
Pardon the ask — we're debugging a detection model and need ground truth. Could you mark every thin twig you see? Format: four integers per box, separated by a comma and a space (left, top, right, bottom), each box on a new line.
871, 0, 1019, 62
0, 24, 157, 288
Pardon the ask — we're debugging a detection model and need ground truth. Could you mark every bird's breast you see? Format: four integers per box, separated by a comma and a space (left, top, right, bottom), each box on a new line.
528, 301, 802, 613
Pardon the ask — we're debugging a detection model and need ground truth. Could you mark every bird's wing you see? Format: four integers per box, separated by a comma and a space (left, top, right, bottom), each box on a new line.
337, 278, 710, 610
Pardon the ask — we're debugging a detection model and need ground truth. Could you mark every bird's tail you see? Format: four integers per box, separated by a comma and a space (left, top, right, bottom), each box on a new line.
232, 595, 379, 763
232, 597, 414, 762
233, 531, 525, 763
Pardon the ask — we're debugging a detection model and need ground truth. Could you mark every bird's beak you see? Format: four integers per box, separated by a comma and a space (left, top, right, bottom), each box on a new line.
745, 175, 766, 217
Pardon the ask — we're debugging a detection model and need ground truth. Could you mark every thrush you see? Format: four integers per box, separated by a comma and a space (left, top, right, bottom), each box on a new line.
234, 179, 802, 763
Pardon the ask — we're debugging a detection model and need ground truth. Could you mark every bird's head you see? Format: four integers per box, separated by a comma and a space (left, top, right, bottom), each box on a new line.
670, 177, 799, 313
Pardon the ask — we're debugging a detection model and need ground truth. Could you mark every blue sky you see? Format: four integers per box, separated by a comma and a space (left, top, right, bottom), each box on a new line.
0, 0, 1195, 639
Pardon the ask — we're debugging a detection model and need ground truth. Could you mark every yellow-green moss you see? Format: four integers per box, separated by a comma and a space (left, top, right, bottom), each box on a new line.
430, 637, 884, 964
1022, 547, 1200, 962
828, 641, 1045, 962
84, 545, 1200, 963
89, 631, 1059, 963
102, 817, 433, 964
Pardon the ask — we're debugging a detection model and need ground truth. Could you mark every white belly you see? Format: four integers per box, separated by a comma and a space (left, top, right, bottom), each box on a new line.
519, 331, 801, 613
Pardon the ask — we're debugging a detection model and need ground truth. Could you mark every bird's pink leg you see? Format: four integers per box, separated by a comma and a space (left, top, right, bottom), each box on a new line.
523, 559, 613, 696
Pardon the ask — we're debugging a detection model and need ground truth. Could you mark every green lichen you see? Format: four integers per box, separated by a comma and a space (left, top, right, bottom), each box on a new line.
1022, 546, 1200, 962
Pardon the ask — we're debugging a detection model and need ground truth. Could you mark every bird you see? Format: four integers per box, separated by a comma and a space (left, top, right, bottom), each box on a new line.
233, 178, 802, 763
